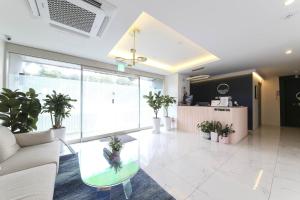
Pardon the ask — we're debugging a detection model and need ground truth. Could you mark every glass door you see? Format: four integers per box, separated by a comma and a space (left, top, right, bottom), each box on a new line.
82, 69, 139, 138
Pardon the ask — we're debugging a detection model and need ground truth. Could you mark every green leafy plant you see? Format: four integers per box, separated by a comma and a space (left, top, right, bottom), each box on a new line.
211, 121, 222, 134
0, 88, 41, 134
42, 91, 76, 129
143, 91, 163, 119
109, 136, 123, 152
197, 120, 212, 133
162, 95, 176, 117
221, 124, 235, 137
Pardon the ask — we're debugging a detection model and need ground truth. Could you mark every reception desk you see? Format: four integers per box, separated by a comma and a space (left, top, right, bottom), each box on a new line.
177, 106, 248, 144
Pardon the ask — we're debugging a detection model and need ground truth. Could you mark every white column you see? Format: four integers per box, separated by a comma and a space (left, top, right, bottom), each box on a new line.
0, 40, 5, 88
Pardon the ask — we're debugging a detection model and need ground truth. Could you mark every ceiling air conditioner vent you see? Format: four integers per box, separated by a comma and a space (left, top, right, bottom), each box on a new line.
28, 0, 116, 38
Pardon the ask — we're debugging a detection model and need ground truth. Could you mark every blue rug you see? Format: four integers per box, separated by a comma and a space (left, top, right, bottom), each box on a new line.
54, 154, 175, 200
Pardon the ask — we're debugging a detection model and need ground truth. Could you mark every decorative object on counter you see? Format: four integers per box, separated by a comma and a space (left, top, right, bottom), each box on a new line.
109, 136, 123, 156
162, 95, 176, 131
143, 91, 163, 133
182, 87, 188, 104
103, 147, 122, 173
197, 121, 212, 140
42, 90, 76, 151
0, 88, 41, 134
210, 121, 222, 142
219, 124, 235, 144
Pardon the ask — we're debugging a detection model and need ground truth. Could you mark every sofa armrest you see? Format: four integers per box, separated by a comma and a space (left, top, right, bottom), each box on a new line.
15, 130, 55, 147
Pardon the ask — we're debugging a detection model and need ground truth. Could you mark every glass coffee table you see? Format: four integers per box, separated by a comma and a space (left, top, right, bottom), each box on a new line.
78, 138, 139, 199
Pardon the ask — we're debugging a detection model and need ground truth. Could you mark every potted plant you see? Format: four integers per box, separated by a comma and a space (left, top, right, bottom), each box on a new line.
0, 88, 41, 134
143, 91, 163, 133
109, 136, 123, 156
219, 124, 235, 144
162, 95, 176, 130
210, 121, 222, 142
197, 121, 212, 140
42, 91, 76, 142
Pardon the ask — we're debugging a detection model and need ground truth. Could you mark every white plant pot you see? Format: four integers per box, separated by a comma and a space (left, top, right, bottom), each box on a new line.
52, 127, 66, 153
153, 118, 161, 133
164, 117, 172, 131
202, 131, 211, 140
210, 132, 219, 142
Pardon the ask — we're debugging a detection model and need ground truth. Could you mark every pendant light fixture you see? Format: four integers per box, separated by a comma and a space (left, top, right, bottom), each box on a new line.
115, 28, 147, 70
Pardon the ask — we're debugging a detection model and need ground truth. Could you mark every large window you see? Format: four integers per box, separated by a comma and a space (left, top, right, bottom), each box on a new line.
82, 69, 139, 137
8, 53, 81, 140
7, 53, 163, 141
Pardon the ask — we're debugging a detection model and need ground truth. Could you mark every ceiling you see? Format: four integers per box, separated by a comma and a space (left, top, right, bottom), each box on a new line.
1, 0, 300, 77
108, 12, 219, 72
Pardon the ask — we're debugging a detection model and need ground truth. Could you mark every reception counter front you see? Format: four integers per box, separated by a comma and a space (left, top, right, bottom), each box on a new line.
177, 106, 248, 144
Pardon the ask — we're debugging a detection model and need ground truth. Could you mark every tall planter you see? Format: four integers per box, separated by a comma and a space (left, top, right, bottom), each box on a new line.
43, 90, 76, 153
143, 91, 163, 134
162, 95, 176, 131
153, 118, 161, 133
52, 127, 66, 152
164, 116, 172, 130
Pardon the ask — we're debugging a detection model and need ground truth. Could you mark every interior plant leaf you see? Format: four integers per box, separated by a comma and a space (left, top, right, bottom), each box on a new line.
0, 88, 41, 134
42, 90, 76, 129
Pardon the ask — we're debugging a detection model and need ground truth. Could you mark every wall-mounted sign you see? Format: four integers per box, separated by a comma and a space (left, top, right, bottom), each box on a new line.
296, 92, 300, 101
217, 83, 230, 95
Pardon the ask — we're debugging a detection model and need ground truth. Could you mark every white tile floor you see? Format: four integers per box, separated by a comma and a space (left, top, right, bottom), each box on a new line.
71, 126, 300, 200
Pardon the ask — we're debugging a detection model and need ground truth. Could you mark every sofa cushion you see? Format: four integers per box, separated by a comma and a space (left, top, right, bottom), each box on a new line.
0, 126, 20, 163
0, 141, 60, 176
0, 164, 56, 200
15, 130, 54, 147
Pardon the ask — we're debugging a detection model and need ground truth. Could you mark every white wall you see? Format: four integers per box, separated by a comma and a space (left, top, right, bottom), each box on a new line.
164, 73, 190, 127
0, 41, 5, 88
165, 73, 179, 118
261, 76, 280, 126
252, 73, 262, 130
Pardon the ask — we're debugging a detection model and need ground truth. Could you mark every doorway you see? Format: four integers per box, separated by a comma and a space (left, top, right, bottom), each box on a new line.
280, 76, 300, 127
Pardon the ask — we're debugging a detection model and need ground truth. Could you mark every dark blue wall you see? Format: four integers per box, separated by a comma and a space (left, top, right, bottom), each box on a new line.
190, 75, 253, 130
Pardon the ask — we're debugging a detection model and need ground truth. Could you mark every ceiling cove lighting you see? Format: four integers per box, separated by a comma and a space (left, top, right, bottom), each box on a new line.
285, 49, 293, 54
284, 0, 295, 6
253, 72, 264, 82
108, 12, 220, 73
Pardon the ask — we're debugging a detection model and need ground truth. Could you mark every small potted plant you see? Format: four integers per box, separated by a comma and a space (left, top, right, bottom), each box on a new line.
109, 136, 123, 156
42, 90, 76, 143
219, 124, 235, 144
197, 121, 212, 140
143, 91, 163, 133
162, 95, 176, 130
210, 121, 222, 142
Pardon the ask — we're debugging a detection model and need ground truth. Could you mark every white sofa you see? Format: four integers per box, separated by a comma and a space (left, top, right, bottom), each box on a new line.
0, 126, 60, 200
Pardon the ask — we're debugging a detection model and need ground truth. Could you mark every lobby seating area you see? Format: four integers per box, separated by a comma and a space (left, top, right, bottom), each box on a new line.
0, 127, 60, 199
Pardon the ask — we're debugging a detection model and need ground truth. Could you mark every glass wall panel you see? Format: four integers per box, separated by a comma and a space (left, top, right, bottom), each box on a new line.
82, 69, 139, 137
7, 53, 164, 140
140, 77, 164, 127
7, 53, 81, 140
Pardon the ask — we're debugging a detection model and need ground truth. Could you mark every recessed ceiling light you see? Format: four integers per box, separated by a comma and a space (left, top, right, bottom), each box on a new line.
285, 49, 293, 54
284, 0, 295, 6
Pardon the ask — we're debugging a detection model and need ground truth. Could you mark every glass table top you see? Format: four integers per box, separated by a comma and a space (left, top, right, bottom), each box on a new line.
78, 139, 140, 188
